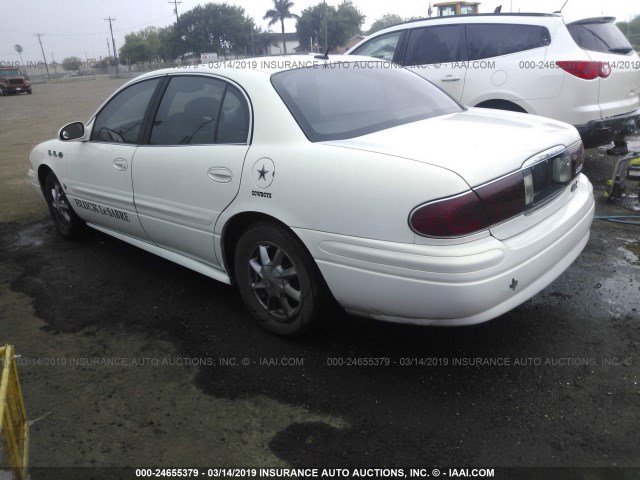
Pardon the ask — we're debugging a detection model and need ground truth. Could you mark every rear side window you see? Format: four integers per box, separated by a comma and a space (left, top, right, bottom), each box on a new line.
466, 24, 551, 60
405, 25, 467, 65
567, 21, 634, 55
150, 76, 226, 145
150, 76, 250, 145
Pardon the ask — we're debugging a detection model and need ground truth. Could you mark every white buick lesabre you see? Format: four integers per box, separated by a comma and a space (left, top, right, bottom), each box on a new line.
28, 56, 595, 336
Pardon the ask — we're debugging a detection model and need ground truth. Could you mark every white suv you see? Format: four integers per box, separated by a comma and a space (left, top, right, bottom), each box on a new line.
347, 13, 640, 149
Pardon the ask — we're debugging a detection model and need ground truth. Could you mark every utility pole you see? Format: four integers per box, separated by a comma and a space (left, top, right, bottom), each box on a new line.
104, 17, 119, 77
107, 38, 111, 57
51, 53, 58, 78
169, 0, 183, 61
251, 25, 255, 56
34, 33, 50, 81
323, 1, 328, 53
169, 0, 181, 23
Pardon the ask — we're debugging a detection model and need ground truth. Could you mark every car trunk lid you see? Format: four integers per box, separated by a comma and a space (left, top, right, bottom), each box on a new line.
325, 108, 580, 188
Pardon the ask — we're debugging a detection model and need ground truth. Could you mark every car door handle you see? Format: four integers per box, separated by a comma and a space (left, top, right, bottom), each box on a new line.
441, 75, 460, 82
113, 159, 128, 171
207, 167, 232, 183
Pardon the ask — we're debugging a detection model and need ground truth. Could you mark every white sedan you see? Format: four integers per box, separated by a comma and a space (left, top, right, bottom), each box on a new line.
28, 56, 595, 336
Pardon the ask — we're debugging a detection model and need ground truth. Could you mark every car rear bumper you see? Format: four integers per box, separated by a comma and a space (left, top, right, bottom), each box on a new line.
295, 174, 594, 326
575, 108, 640, 148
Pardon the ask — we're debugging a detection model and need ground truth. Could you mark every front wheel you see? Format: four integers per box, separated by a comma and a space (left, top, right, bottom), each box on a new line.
234, 223, 327, 337
43, 171, 84, 239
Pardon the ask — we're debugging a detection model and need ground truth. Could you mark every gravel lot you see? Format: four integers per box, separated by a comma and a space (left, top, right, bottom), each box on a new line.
0, 79, 639, 478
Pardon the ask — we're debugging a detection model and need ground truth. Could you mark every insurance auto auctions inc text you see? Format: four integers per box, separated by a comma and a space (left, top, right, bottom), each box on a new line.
237, 468, 495, 478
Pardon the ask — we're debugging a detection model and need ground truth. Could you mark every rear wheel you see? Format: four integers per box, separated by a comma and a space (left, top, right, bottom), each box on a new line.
234, 223, 326, 337
43, 171, 84, 239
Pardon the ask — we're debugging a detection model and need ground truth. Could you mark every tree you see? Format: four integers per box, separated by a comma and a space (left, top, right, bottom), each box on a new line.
335, 1, 366, 44
158, 26, 183, 61
177, 3, 253, 57
253, 28, 280, 56
91, 56, 116, 72
296, 1, 365, 52
14, 44, 24, 66
62, 56, 83, 72
617, 14, 640, 50
368, 13, 403, 34
120, 27, 161, 63
264, 0, 299, 55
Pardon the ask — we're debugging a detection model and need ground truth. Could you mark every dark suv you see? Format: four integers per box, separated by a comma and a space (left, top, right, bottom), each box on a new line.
0, 67, 32, 96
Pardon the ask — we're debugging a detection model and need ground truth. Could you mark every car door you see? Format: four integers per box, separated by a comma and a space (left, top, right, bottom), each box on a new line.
132, 75, 251, 267
402, 24, 468, 102
63, 78, 162, 238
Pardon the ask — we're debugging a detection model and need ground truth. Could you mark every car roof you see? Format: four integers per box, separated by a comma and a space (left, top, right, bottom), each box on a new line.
398, 12, 562, 26
132, 55, 386, 83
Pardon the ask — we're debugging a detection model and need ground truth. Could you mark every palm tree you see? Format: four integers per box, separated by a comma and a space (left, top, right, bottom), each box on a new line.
263, 0, 299, 55
14, 44, 24, 66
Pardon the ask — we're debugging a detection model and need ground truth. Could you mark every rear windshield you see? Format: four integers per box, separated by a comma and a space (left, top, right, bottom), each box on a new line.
567, 20, 634, 54
271, 62, 462, 142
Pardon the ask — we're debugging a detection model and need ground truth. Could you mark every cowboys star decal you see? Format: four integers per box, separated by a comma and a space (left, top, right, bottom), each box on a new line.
257, 164, 269, 181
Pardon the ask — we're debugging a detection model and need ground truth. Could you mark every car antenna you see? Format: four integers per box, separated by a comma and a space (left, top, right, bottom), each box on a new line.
554, 0, 569, 13
315, 46, 330, 60
494, 5, 502, 13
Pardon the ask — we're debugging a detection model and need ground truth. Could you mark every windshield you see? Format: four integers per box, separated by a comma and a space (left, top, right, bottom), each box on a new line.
567, 20, 634, 54
271, 61, 463, 142
0, 69, 23, 77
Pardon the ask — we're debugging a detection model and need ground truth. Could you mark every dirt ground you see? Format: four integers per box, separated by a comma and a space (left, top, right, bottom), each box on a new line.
0, 80, 639, 479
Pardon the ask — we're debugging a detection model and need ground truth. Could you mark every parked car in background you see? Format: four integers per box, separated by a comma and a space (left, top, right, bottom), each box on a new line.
0, 67, 32, 95
347, 13, 640, 148
29, 57, 594, 336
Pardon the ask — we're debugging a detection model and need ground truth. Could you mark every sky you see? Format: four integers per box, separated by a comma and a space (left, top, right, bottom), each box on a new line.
0, 0, 637, 64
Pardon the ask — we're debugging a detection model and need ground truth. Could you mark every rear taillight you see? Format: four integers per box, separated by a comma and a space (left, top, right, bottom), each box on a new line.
410, 142, 584, 238
568, 142, 585, 177
475, 172, 526, 225
409, 191, 489, 237
410, 172, 526, 237
556, 61, 611, 79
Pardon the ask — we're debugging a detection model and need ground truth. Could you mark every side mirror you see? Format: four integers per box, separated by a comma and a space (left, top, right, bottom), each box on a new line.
59, 122, 85, 141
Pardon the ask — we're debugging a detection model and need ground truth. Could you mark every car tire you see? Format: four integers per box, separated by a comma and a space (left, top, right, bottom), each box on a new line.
234, 223, 326, 337
43, 171, 84, 239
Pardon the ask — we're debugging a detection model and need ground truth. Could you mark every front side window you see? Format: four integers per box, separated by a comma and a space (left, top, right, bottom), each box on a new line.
405, 25, 467, 65
351, 32, 403, 61
466, 24, 551, 60
150, 76, 249, 145
272, 62, 463, 142
91, 78, 160, 144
